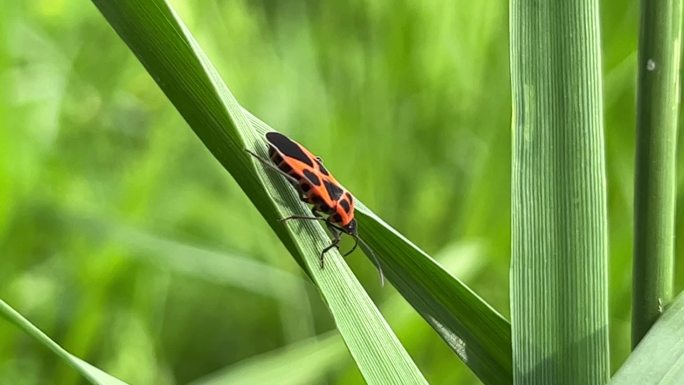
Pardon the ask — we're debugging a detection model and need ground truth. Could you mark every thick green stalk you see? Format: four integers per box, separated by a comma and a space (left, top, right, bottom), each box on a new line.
510, 1, 609, 384
632, 0, 682, 347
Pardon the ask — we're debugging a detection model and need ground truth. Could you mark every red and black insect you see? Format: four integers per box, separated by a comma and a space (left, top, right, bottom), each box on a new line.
247, 132, 383, 283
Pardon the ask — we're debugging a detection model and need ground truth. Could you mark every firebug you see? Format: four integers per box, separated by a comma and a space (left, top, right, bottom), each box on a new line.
246, 132, 384, 284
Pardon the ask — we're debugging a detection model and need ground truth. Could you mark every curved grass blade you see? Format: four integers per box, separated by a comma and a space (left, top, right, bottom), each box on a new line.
91, 1, 428, 384
0, 299, 129, 385
610, 291, 684, 384
357, 207, 512, 385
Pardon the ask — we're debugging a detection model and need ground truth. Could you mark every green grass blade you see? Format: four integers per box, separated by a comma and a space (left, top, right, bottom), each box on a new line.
91, 1, 427, 383
632, 0, 683, 346
358, 208, 512, 385
610, 292, 684, 384
510, 1, 610, 384
247, 111, 513, 385
0, 299, 129, 385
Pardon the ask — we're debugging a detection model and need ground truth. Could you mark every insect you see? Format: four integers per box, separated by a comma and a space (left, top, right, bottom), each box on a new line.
246, 132, 384, 284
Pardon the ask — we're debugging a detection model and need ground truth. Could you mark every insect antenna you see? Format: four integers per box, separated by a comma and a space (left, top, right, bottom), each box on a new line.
354, 235, 385, 286
342, 237, 359, 257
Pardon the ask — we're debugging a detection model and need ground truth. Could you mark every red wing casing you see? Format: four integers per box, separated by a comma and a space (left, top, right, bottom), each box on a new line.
265, 132, 355, 226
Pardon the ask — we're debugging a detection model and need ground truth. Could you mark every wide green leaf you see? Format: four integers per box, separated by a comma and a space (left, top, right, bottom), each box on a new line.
91, 0, 512, 383
510, 1, 609, 384
610, 291, 684, 384
0, 299, 129, 385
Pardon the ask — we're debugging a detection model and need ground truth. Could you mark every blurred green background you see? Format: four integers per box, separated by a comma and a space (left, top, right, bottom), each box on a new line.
0, 0, 682, 384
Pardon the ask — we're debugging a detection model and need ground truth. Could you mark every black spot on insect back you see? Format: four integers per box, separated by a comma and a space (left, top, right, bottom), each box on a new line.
300, 183, 311, 193
303, 169, 321, 186
323, 180, 343, 201
339, 198, 350, 213
266, 132, 314, 167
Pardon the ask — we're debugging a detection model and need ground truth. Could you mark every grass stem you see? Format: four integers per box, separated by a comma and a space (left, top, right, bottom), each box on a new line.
632, 0, 683, 347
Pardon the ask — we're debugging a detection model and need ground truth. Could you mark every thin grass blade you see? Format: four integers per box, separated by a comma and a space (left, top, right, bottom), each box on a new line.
0, 299, 129, 385
632, 0, 683, 346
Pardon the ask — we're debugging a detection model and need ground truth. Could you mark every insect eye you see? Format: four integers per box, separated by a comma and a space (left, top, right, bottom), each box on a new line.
300, 183, 311, 192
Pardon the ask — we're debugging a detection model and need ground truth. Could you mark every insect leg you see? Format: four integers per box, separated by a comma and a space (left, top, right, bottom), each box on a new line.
319, 223, 342, 269
355, 235, 385, 286
278, 209, 327, 230
342, 237, 358, 257
278, 212, 340, 269
279, 215, 325, 223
